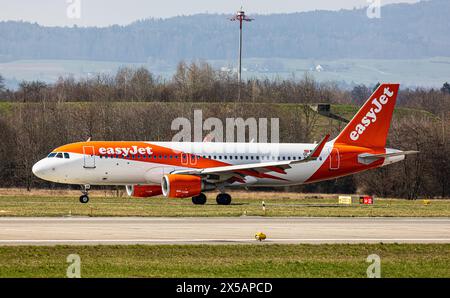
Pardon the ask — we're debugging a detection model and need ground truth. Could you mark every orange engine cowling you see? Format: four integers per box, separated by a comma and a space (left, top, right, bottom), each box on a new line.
126, 185, 163, 197
161, 174, 206, 198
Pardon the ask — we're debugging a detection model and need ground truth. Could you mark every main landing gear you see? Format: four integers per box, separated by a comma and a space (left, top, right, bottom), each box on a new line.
79, 184, 90, 204
191, 193, 232, 205
192, 193, 207, 205
216, 193, 232, 205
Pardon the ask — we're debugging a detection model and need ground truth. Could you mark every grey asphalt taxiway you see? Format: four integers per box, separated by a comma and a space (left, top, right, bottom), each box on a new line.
0, 217, 449, 245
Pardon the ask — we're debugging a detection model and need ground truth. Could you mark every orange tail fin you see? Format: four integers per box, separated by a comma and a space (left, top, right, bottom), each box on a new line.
334, 83, 399, 148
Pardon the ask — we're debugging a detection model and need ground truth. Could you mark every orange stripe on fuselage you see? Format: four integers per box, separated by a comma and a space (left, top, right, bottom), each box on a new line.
54, 141, 287, 181
54, 141, 228, 168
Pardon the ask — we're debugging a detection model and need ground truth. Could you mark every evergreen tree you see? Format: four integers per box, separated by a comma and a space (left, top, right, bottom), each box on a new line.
441, 82, 450, 94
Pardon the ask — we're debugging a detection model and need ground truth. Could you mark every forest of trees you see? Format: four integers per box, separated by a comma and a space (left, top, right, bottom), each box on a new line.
1, 63, 449, 115
0, 63, 449, 199
0, 0, 449, 63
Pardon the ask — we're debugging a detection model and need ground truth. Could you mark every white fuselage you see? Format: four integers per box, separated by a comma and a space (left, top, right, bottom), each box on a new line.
32, 141, 403, 188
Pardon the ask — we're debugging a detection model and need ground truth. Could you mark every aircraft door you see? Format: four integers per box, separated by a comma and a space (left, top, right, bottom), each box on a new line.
83, 146, 96, 168
180, 153, 198, 166
189, 154, 198, 166
329, 148, 340, 170
181, 153, 189, 166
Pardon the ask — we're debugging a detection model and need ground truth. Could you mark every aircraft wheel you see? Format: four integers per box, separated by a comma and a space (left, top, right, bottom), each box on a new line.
192, 193, 207, 205
216, 193, 231, 205
79, 195, 89, 204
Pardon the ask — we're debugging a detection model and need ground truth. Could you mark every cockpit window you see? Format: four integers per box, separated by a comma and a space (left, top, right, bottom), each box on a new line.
47, 153, 57, 158
56, 153, 63, 158
64, 153, 70, 159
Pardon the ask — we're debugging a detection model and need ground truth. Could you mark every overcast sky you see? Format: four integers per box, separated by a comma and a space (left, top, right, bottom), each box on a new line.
0, 0, 421, 27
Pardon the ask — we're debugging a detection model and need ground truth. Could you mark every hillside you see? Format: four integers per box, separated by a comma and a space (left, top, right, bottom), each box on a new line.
0, 0, 449, 63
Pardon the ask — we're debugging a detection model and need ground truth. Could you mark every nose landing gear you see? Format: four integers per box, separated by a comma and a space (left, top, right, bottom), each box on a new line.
79, 184, 90, 204
79, 195, 89, 204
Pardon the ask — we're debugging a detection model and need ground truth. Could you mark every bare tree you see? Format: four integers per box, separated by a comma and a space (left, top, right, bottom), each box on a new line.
0, 74, 5, 94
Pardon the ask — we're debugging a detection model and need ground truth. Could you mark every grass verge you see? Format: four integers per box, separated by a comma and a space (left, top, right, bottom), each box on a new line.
0, 192, 449, 217
0, 244, 448, 278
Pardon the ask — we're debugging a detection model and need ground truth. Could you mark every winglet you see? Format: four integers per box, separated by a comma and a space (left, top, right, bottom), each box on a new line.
309, 134, 330, 159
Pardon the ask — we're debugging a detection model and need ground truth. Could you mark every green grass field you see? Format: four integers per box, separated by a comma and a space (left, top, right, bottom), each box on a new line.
0, 192, 448, 217
0, 244, 448, 278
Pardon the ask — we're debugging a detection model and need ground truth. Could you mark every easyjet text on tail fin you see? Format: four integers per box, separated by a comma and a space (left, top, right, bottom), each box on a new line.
334, 83, 399, 148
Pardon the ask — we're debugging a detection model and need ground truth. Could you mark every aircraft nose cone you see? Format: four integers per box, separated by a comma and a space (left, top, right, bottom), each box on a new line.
32, 160, 47, 179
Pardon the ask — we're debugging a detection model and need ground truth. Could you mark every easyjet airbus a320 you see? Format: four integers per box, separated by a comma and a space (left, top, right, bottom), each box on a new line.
32, 84, 417, 205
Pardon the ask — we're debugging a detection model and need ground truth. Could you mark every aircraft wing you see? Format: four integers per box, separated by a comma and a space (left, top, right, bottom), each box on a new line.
172, 135, 330, 182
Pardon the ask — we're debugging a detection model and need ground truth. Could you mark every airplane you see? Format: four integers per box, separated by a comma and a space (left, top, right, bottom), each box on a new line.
32, 83, 417, 205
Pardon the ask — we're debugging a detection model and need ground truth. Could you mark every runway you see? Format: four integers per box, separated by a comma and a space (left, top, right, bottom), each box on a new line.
0, 217, 449, 245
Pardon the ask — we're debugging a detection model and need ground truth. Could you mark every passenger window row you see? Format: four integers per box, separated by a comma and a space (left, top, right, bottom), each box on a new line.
98, 153, 304, 161
99, 154, 180, 160
200, 155, 304, 161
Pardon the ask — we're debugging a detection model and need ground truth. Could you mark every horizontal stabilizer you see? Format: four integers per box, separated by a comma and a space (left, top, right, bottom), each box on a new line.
358, 150, 419, 164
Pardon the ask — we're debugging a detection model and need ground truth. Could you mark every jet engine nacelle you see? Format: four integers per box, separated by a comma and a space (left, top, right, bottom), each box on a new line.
126, 184, 163, 197
161, 174, 215, 198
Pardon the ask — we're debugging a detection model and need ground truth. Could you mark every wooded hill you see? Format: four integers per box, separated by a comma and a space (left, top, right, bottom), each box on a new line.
0, 0, 449, 63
